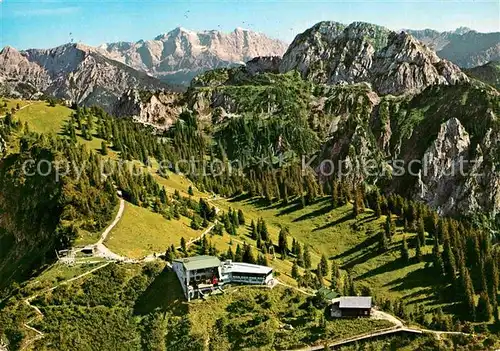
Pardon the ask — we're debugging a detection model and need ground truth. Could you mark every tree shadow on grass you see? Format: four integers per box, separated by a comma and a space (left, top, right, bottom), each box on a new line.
384, 265, 443, 297
133, 267, 187, 317
277, 200, 304, 216
332, 234, 380, 261
312, 210, 353, 232
292, 203, 333, 222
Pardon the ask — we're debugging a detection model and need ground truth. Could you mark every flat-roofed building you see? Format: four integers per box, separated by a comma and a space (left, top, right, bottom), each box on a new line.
172, 256, 274, 300
221, 260, 274, 285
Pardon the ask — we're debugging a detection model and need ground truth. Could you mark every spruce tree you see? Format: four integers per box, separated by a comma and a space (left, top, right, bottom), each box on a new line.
237, 209, 245, 225
374, 189, 382, 218
401, 236, 410, 263
417, 217, 425, 244
332, 180, 339, 208
235, 244, 243, 262
278, 227, 289, 256
379, 231, 388, 253
242, 244, 256, 264
292, 261, 299, 280
415, 236, 423, 262
226, 247, 235, 261
331, 260, 341, 292
180, 237, 187, 255
303, 245, 312, 269
460, 265, 476, 321
477, 292, 493, 322
319, 253, 329, 277
443, 240, 457, 280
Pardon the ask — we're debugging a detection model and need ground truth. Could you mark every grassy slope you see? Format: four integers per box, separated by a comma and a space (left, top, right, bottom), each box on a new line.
213, 195, 441, 309
104, 202, 203, 258
0, 98, 32, 114
6, 101, 200, 254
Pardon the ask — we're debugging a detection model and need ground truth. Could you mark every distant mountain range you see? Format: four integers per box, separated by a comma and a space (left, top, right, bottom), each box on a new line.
407, 27, 500, 68
0, 44, 167, 111
0, 24, 498, 111
96, 27, 288, 86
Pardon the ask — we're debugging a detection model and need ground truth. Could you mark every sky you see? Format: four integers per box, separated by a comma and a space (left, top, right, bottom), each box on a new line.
0, 0, 499, 49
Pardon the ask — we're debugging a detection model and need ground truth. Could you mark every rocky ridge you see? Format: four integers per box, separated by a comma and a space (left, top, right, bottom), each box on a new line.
279, 22, 469, 95
97, 27, 288, 85
0, 44, 167, 111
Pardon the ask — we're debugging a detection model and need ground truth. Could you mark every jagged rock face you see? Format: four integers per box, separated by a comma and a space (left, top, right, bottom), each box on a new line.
0, 46, 51, 96
280, 21, 468, 95
415, 118, 500, 217
0, 44, 167, 111
113, 90, 183, 129
408, 28, 500, 68
246, 56, 282, 75
97, 27, 288, 86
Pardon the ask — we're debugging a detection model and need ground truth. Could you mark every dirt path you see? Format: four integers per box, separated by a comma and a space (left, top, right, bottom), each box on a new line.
92, 198, 138, 262
0, 101, 34, 118
276, 279, 315, 296
98, 198, 125, 245
371, 309, 404, 328
21, 262, 111, 350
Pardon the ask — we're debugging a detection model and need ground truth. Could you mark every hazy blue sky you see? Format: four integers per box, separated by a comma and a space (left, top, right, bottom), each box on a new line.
1, 0, 499, 49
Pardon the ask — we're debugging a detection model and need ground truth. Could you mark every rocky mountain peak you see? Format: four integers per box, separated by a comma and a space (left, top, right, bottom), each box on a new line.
280, 21, 468, 95
98, 27, 287, 85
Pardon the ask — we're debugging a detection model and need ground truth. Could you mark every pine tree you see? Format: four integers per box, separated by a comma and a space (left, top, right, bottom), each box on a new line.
460, 265, 476, 321
237, 209, 245, 225
180, 237, 187, 255
292, 261, 299, 280
235, 244, 243, 262
278, 226, 289, 256
188, 186, 194, 196
477, 292, 493, 322
303, 245, 312, 269
319, 254, 329, 277
401, 236, 410, 264
415, 236, 423, 262
379, 231, 388, 253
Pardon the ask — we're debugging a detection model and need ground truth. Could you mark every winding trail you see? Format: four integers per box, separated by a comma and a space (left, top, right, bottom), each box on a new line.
0, 101, 34, 118
22, 262, 111, 350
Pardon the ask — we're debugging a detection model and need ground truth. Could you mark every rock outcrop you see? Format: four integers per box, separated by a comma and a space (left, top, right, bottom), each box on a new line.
246, 56, 282, 75
113, 90, 184, 129
415, 117, 500, 217
280, 22, 468, 95
97, 27, 288, 86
